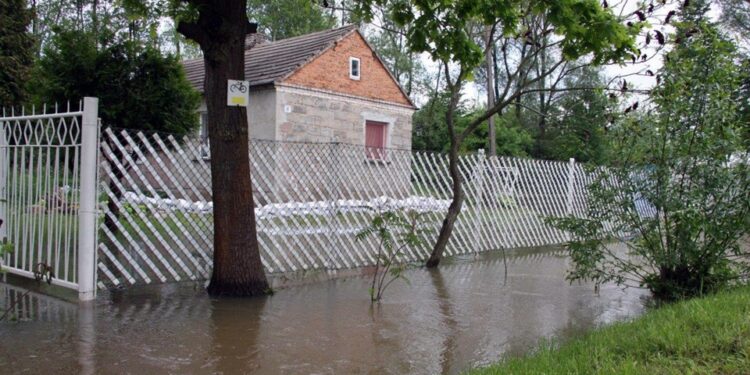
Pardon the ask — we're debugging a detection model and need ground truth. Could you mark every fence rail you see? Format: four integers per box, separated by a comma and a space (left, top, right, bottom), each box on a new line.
96, 128, 600, 289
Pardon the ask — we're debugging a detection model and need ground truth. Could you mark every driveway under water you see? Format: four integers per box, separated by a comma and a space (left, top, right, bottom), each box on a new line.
0, 247, 646, 374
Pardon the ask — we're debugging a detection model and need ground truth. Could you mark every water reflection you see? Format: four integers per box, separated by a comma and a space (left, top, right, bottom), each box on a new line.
77, 302, 97, 375
430, 269, 459, 374
0, 246, 646, 374
209, 298, 266, 374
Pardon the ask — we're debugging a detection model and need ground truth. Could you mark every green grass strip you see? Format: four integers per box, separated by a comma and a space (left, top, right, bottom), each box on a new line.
469, 286, 750, 374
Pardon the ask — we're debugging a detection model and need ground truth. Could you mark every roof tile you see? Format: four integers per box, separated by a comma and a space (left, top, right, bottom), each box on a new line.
182, 25, 357, 93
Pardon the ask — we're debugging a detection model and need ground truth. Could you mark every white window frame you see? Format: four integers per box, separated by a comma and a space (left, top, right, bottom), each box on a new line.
349, 57, 361, 80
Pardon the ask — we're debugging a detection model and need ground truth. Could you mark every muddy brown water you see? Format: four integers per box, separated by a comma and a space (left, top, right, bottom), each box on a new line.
0, 247, 646, 374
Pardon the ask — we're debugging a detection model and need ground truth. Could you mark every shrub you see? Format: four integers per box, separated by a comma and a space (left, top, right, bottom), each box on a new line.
551, 21, 750, 301
356, 209, 423, 302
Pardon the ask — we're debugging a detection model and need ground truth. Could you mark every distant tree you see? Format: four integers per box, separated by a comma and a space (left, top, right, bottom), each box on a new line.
718, 0, 750, 43
466, 108, 534, 157
412, 93, 535, 157
411, 93, 455, 152
247, 0, 336, 40
0, 0, 34, 105
739, 59, 750, 142
366, 13, 428, 98
29, 1, 185, 57
536, 68, 614, 164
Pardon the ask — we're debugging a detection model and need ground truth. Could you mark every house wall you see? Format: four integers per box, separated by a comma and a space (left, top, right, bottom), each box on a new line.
196, 87, 276, 141
283, 32, 412, 107
247, 88, 276, 140
270, 85, 415, 201
275, 86, 413, 149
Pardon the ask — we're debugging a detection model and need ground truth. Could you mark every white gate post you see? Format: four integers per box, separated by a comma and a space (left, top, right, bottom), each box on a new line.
566, 157, 576, 215
0, 120, 7, 246
77, 97, 99, 301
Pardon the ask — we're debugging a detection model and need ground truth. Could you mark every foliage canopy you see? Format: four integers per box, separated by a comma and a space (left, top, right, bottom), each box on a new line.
552, 19, 750, 301
29, 30, 200, 135
0, 0, 34, 105
247, 0, 337, 41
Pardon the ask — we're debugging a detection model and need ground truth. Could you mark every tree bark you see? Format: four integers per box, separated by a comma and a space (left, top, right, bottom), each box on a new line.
178, 0, 269, 297
484, 26, 497, 156
425, 139, 464, 268
426, 85, 463, 268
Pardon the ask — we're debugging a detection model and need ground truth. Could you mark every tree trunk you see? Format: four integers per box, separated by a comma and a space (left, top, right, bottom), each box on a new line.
492, 45, 501, 103
426, 91, 464, 268
92, 0, 98, 38
484, 27, 497, 156
425, 140, 464, 267
178, 0, 269, 297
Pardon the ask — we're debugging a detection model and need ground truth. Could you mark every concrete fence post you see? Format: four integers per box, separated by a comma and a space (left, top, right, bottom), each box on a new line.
566, 157, 576, 215
77, 97, 99, 301
474, 149, 485, 251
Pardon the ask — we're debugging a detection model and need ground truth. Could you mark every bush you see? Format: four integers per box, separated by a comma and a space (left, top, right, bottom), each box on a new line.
551, 21, 750, 301
356, 209, 423, 302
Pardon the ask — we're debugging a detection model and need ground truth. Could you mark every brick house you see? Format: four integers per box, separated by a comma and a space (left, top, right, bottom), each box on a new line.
182, 25, 416, 155
178, 25, 416, 203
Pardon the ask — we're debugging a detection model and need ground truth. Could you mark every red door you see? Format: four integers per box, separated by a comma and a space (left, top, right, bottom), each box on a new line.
365, 120, 387, 160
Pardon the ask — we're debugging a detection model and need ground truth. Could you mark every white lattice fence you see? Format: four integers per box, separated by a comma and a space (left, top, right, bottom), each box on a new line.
96, 128, 601, 288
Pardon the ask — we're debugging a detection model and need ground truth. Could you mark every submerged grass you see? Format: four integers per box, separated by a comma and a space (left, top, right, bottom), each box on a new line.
470, 286, 750, 374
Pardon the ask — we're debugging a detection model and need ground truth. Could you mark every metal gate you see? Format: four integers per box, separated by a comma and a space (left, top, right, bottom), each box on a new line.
0, 98, 99, 300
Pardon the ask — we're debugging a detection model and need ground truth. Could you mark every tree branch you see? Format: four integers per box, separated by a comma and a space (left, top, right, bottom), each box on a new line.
176, 20, 206, 46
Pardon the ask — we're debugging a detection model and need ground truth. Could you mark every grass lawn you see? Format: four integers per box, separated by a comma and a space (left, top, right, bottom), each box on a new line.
470, 286, 750, 374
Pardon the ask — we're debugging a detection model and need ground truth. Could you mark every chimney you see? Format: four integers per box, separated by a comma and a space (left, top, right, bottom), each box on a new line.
245, 23, 268, 50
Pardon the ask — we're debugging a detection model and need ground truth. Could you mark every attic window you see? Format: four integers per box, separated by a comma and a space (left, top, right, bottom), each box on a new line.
349, 57, 361, 80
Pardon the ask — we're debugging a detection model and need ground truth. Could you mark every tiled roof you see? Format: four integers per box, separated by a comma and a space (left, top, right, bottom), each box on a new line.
182, 25, 358, 93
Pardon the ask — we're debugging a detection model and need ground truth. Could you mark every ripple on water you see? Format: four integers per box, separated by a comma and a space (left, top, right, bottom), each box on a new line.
0, 246, 646, 374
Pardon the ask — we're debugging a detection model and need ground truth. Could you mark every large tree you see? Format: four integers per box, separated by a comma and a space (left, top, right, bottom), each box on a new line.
355, 0, 640, 267
0, 0, 34, 105
174, 0, 270, 296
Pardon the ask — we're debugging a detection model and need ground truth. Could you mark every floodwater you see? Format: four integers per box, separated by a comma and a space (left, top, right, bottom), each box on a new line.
0, 247, 647, 374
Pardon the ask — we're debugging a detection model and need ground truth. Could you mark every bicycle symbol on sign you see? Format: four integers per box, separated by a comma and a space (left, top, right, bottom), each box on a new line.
229, 81, 248, 93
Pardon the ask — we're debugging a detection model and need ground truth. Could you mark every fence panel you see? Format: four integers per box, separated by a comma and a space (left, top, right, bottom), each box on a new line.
0, 102, 99, 296
96, 128, 603, 289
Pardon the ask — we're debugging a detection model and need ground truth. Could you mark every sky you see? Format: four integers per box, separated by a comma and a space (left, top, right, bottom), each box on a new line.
409, 0, 728, 109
